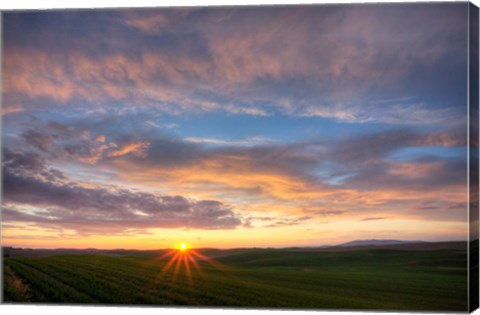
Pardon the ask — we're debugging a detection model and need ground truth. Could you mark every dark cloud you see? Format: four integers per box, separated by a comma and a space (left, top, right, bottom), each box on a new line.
344, 157, 466, 192
21, 129, 55, 152
360, 217, 389, 221
329, 129, 466, 167
312, 210, 346, 216
2, 149, 242, 234
2, 148, 67, 184
408, 200, 468, 221
19, 121, 153, 164
136, 136, 203, 167
264, 216, 311, 228
3, 149, 46, 173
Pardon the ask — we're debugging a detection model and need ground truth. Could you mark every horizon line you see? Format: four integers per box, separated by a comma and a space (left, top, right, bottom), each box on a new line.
2, 239, 470, 252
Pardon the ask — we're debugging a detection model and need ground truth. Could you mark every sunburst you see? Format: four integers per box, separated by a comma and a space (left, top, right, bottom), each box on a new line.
155, 244, 227, 286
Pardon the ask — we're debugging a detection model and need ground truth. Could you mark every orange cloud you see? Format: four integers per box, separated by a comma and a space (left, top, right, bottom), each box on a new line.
95, 135, 106, 143
109, 150, 467, 225
2, 104, 25, 116
107, 141, 150, 158
388, 161, 445, 178
415, 131, 467, 147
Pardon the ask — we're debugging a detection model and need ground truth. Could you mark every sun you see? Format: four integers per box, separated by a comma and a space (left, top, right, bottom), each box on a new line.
178, 243, 189, 251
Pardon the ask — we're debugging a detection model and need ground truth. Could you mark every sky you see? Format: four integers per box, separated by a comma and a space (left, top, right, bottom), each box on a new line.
1, 3, 471, 249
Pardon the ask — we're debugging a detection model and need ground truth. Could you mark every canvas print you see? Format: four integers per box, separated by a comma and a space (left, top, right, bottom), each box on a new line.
1, 2, 479, 312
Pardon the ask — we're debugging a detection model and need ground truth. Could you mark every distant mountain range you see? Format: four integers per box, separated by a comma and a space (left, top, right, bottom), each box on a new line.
337, 239, 426, 247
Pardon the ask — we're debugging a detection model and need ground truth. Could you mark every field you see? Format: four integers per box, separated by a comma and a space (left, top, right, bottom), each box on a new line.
2, 242, 468, 311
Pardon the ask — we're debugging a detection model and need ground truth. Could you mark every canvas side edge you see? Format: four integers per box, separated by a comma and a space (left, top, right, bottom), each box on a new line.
469, 1, 479, 313
0, 10, 4, 305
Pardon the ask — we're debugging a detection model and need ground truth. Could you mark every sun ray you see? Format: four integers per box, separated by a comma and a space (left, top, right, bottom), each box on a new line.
189, 250, 230, 272
153, 244, 230, 287
173, 251, 183, 282
186, 252, 203, 276
161, 251, 181, 273
183, 253, 192, 286
156, 249, 176, 260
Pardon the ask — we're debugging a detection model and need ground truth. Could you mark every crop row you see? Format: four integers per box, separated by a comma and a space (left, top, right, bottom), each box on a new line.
3, 252, 468, 311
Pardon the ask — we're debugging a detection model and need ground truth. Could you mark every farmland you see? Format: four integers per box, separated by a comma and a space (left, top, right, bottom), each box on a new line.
2, 242, 468, 311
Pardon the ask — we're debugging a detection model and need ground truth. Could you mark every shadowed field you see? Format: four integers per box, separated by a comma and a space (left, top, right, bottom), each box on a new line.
2, 242, 468, 311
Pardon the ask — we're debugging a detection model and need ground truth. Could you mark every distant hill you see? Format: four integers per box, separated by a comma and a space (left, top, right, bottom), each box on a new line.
3, 240, 467, 259
338, 239, 425, 247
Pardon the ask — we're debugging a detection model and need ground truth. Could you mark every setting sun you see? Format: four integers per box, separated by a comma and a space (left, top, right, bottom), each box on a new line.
178, 243, 189, 251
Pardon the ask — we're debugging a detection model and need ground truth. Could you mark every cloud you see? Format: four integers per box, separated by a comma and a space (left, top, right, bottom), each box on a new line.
5, 113, 469, 231
19, 121, 154, 164
308, 210, 346, 217
107, 141, 150, 158
21, 129, 55, 152
2, 5, 468, 124
94, 135, 106, 143
408, 200, 468, 221
183, 136, 274, 147
222, 104, 270, 117
346, 157, 466, 193
2, 104, 25, 116
264, 216, 311, 228
17, 118, 467, 189
328, 128, 466, 167
3, 150, 46, 174
299, 102, 464, 126
3, 147, 242, 234
122, 11, 170, 34
360, 217, 389, 221
101, 126, 467, 225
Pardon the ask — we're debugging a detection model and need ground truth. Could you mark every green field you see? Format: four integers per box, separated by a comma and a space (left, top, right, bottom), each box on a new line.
2, 243, 468, 311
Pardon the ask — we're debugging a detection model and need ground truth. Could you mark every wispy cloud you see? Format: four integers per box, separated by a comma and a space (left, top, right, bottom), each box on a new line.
360, 217, 389, 221
184, 136, 274, 147
3, 5, 467, 123
299, 102, 464, 126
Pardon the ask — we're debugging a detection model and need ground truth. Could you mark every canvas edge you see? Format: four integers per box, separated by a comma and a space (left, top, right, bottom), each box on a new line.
469, 1, 479, 313
0, 2, 476, 313
0, 9, 5, 305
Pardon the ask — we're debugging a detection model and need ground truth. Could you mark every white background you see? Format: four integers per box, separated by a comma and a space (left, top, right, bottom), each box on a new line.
0, 0, 479, 315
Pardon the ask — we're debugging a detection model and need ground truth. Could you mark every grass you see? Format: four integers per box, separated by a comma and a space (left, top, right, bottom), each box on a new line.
2, 246, 468, 311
